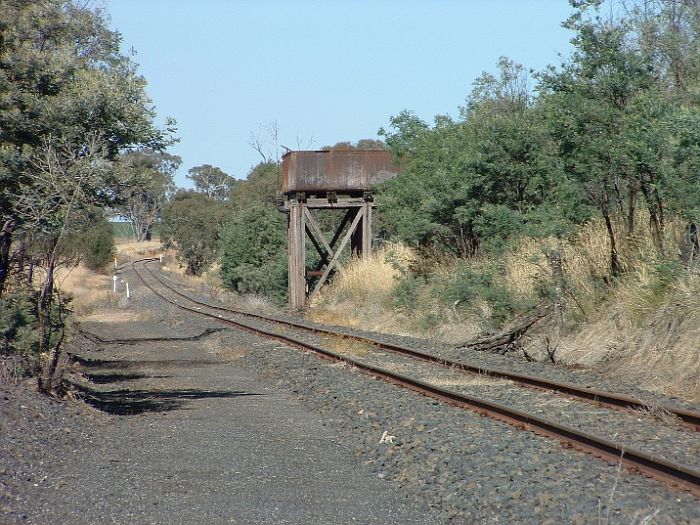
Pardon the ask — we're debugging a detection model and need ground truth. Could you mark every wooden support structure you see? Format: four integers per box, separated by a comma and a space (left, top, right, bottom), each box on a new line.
284, 193, 374, 309
280, 149, 400, 309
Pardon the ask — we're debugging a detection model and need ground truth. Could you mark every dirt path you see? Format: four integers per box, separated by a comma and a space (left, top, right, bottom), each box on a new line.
1, 279, 439, 524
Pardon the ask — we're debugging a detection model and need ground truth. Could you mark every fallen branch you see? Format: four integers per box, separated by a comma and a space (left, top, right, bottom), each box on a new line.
456, 303, 551, 353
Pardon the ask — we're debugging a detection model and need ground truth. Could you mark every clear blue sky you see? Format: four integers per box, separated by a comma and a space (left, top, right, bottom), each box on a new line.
106, 0, 575, 187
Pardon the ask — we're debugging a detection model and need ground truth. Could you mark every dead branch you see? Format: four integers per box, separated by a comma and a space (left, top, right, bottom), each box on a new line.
456, 303, 551, 353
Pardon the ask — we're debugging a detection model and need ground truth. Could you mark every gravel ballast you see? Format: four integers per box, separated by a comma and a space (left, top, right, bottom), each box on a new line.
3, 264, 699, 524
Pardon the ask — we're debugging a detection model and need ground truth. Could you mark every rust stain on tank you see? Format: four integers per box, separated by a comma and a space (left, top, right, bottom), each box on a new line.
281, 150, 401, 195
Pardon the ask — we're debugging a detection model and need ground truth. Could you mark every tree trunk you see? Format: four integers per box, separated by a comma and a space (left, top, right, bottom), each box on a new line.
640, 180, 664, 252
0, 218, 16, 298
38, 247, 60, 394
549, 246, 566, 329
602, 194, 621, 277
681, 222, 699, 265
627, 188, 637, 236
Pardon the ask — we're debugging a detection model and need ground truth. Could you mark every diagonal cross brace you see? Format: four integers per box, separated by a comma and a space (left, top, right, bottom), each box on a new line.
307, 207, 364, 304
304, 207, 343, 276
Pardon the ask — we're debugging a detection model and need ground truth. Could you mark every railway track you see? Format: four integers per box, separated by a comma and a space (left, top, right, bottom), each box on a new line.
135, 259, 700, 428
129, 258, 700, 498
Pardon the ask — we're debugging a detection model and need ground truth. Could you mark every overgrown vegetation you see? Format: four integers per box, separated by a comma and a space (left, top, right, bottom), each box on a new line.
371, 0, 700, 324
160, 191, 228, 276
0, 0, 175, 393
310, 1, 700, 400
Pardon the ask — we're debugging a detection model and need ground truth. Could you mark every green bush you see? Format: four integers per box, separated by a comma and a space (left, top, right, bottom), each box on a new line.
0, 286, 39, 377
391, 274, 421, 310
219, 204, 287, 302
82, 225, 116, 271
61, 208, 116, 272
436, 262, 536, 326
160, 191, 227, 275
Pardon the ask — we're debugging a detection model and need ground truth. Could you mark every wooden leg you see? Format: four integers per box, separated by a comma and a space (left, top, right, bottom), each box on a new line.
288, 202, 306, 308
362, 200, 372, 257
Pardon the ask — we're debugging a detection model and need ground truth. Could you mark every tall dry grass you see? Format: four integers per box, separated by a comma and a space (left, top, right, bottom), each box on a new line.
309, 243, 484, 341
512, 214, 698, 401
308, 243, 416, 334
309, 214, 700, 401
311, 243, 415, 306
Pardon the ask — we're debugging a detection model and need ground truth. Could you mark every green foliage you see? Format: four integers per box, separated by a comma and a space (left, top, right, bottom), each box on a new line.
0, 287, 39, 365
440, 262, 537, 325
187, 164, 236, 200
81, 224, 116, 272
160, 191, 227, 276
0, 0, 176, 388
320, 139, 386, 151
0, 0, 175, 231
378, 1, 700, 291
0, 285, 70, 377
60, 207, 116, 271
228, 161, 280, 208
391, 274, 421, 311
378, 65, 582, 258
219, 205, 287, 301
115, 149, 181, 241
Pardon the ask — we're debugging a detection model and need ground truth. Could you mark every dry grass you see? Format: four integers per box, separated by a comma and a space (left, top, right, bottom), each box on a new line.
56, 239, 164, 318
320, 335, 372, 357
502, 237, 554, 299
55, 264, 115, 317
308, 243, 485, 342
114, 238, 162, 265
422, 370, 512, 389
159, 251, 226, 292
309, 216, 700, 402
311, 243, 416, 306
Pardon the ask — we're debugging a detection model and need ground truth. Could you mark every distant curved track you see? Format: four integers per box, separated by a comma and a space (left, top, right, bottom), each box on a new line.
130, 258, 700, 498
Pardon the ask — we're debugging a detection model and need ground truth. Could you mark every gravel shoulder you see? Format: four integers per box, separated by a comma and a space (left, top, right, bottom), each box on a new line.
1, 271, 440, 525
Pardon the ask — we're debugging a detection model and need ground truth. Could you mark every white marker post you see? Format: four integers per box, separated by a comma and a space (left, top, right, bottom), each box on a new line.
159, 253, 163, 264
114, 258, 117, 270
113, 275, 118, 293
125, 282, 130, 299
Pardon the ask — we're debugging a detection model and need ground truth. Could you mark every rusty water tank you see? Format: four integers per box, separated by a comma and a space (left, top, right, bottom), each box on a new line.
281, 150, 401, 196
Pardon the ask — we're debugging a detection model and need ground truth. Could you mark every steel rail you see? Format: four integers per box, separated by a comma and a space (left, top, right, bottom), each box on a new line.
138, 260, 700, 429
129, 259, 700, 498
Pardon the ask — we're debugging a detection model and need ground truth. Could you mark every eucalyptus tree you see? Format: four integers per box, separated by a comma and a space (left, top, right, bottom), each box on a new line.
379, 59, 577, 257
116, 150, 181, 241
539, 3, 656, 274
540, 0, 700, 268
0, 0, 176, 391
187, 164, 237, 200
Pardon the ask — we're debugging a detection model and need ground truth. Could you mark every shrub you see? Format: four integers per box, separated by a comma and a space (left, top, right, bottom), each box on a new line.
0, 287, 38, 362
219, 204, 287, 302
0, 285, 67, 379
436, 261, 537, 326
61, 208, 116, 272
81, 224, 116, 272
160, 191, 227, 275
391, 274, 421, 310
